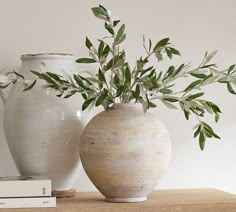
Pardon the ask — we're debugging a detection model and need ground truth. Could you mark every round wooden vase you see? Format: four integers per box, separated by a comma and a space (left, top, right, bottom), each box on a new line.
80, 103, 171, 203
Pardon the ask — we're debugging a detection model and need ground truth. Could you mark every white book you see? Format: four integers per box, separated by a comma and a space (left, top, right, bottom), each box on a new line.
0, 176, 51, 197
0, 196, 56, 208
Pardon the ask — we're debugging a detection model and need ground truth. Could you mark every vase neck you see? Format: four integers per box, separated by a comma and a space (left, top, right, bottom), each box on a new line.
20, 53, 76, 77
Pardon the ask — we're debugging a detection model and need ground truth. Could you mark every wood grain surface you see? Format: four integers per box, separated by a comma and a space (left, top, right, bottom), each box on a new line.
1, 189, 236, 212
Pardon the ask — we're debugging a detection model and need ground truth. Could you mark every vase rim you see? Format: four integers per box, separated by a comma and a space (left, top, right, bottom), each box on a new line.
21, 53, 74, 60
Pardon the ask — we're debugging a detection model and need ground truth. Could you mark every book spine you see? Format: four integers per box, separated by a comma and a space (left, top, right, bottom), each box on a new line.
0, 197, 56, 208
0, 180, 51, 197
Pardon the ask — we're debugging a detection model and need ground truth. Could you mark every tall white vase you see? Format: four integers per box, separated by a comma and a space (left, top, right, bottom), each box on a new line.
2, 53, 88, 196
80, 103, 171, 203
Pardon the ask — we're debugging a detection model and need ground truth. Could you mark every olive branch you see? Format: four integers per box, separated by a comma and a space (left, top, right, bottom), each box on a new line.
19, 5, 236, 150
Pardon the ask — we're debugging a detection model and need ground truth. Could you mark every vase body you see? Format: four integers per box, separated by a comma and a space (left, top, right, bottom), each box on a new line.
80, 103, 171, 202
3, 53, 88, 193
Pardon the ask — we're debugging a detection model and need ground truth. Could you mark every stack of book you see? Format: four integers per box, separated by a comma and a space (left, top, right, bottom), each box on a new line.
0, 176, 56, 208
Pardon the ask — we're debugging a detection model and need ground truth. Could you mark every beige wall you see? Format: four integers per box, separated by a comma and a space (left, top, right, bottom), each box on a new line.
0, 0, 236, 192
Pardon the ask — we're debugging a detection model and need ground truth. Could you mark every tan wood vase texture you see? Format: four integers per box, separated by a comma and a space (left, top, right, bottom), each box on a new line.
80, 103, 171, 203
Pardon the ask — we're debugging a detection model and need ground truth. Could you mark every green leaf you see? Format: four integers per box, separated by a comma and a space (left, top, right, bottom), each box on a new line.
199, 132, 205, 151
81, 93, 87, 100
41, 73, 55, 84
184, 110, 190, 120
74, 75, 92, 91
167, 65, 175, 75
191, 73, 207, 79
162, 97, 178, 102
149, 76, 159, 88
134, 84, 140, 99
166, 48, 172, 59
228, 64, 236, 74
186, 92, 204, 100
102, 45, 110, 57
169, 47, 181, 56
116, 52, 126, 66
125, 66, 131, 84
98, 41, 105, 58
159, 88, 173, 94
106, 52, 125, 70
76, 58, 97, 63
173, 64, 185, 77
30, 70, 42, 78
162, 66, 175, 81
92, 6, 109, 19
92, 7, 104, 16
73, 75, 84, 87
56, 93, 63, 98
116, 34, 126, 45
98, 69, 106, 82
200, 64, 217, 69
115, 24, 125, 43
202, 122, 213, 130
156, 71, 162, 80
146, 38, 151, 52
82, 97, 95, 111
95, 90, 108, 106
208, 102, 221, 113
184, 80, 202, 91
99, 4, 109, 15
116, 86, 124, 97
46, 72, 62, 82
105, 22, 114, 35
202, 50, 217, 66
154, 38, 169, 51
140, 66, 154, 77
148, 101, 157, 108
113, 20, 120, 27
194, 125, 201, 138
113, 74, 120, 87
204, 127, 221, 139
64, 91, 77, 98
148, 69, 156, 78
78, 74, 93, 85
213, 112, 219, 123
23, 80, 36, 91
13, 71, 24, 79
201, 73, 213, 83
227, 82, 236, 94
85, 37, 93, 50
106, 55, 118, 70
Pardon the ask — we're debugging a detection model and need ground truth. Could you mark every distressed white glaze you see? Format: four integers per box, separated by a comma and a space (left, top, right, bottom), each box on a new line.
3, 54, 89, 191
80, 103, 171, 202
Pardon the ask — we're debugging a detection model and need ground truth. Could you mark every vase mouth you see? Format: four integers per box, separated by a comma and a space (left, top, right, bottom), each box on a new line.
111, 103, 143, 109
20, 53, 74, 60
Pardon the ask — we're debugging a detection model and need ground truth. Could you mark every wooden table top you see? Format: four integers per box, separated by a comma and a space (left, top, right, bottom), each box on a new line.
1, 189, 236, 211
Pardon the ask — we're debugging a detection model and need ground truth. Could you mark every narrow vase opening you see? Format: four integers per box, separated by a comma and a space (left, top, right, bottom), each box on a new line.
21, 53, 74, 60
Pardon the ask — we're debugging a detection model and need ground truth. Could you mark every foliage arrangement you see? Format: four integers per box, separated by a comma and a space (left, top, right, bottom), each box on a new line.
2, 5, 236, 150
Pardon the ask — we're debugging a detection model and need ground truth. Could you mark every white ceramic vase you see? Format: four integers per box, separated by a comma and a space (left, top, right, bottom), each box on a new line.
1, 53, 89, 196
80, 103, 171, 203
